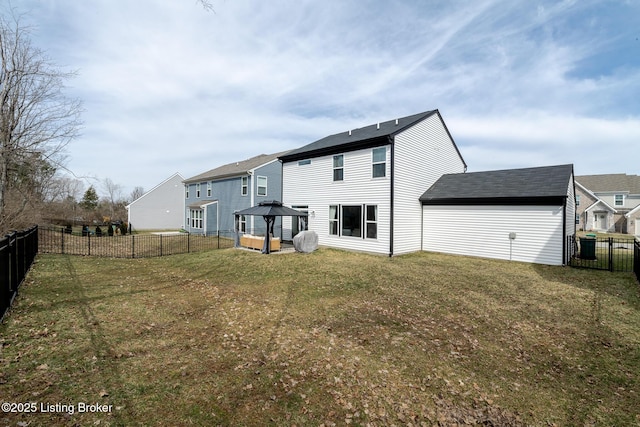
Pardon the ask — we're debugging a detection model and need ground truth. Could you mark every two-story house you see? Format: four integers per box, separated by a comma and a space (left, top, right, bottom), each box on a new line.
280, 110, 467, 256
575, 174, 640, 235
183, 152, 287, 236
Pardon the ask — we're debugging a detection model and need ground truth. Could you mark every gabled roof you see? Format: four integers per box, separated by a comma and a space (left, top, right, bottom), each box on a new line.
575, 173, 640, 194
184, 151, 289, 183
575, 181, 600, 201
279, 110, 466, 167
420, 164, 574, 206
584, 199, 617, 214
126, 172, 184, 208
625, 203, 640, 218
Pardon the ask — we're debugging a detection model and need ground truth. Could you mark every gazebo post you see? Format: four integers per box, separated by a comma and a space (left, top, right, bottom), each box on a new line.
261, 215, 274, 254
234, 214, 240, 248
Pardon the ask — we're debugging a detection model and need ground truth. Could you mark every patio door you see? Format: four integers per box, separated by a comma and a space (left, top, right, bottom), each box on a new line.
291, 205, 308, 237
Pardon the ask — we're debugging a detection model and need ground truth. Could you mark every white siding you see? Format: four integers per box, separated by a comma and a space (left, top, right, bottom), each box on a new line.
283, 146, 392, 254
393, 114, 466, 254
422, 205, 565, 265
127, 173, 185, 230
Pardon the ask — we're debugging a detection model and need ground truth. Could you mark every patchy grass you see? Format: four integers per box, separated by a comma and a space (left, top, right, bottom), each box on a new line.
1, 248, 639, 426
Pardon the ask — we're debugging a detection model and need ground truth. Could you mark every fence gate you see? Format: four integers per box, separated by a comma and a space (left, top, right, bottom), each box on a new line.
567, 235, 637, 274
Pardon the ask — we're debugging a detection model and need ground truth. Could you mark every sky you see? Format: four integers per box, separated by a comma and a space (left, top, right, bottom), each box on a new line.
11, 0, 640, 199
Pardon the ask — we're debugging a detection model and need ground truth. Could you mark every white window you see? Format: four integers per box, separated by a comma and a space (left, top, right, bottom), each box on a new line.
241, 176, 248, 196
366, 205, 378, 238
185, 186, 189, 199
372, 147, 386, 178
190, 209, 203, 229
207, 182, 212, 197
298, 159, 311, 166
333, 155, 344, 181
239, 215, 246, 233
575, 195, 580, 206
196, 183, 201, 198
329, 205, 339, 235
257, 176, 267, 196
575, 213, 580, 224
615, 194, 624, 206
341, 205, 362, 237
329, 204, 378, 239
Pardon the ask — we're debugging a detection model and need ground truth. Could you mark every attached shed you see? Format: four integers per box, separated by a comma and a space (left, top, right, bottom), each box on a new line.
420, 164, 576, 266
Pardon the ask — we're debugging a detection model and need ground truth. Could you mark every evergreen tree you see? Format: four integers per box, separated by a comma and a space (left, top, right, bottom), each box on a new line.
79, 186, 99, 211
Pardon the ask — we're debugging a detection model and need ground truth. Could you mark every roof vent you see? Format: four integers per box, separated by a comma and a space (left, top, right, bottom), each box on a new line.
376, 123, 380, 130
348, 129, 352, 136
395, 118, 399, 125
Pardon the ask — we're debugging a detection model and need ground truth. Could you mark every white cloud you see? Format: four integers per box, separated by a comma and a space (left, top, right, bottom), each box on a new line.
14, 0, 640, 197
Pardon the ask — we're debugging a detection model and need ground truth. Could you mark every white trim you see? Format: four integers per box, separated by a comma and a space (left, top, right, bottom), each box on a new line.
584, 199, 617, 214
625, 203, 640, 218
257, 176, 268, 197
574, 181, 600, 200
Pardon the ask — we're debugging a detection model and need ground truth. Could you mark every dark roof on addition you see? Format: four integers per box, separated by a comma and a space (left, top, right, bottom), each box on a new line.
575, 173, 640, 194
420, 164, 574, 206
184, 151, 289, 183
280, 110, 465, 166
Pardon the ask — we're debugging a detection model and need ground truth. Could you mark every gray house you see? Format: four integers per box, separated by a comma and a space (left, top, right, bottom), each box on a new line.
420, 164, 576, 265
126, 172, 185, 231
575, 174, 640, 235
183, 152, 287, 236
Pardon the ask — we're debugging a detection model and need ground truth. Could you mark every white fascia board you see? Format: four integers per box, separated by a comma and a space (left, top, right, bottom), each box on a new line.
584, 199, 617, 213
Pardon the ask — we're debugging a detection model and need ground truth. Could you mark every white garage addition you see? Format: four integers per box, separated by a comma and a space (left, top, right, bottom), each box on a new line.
420, 165, 576, 266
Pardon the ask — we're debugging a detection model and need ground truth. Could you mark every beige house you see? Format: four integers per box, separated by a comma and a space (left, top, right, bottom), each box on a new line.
575, 174, 640, 235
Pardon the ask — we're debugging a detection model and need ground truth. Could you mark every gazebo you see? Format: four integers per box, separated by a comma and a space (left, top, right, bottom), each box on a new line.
234, 200, 308, 254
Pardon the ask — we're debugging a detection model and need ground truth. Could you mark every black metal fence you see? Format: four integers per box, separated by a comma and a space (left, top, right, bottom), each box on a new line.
566, 235, 637, 274
1, 225, 39, 322
38, 227, 236, 258
635, 239, 640, 282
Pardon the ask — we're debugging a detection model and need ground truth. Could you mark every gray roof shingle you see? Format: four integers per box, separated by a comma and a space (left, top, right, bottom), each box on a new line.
184, 151, 289, 183
280, 110, 465, 167
575, 174, 640, 194
420, 164, 574, 205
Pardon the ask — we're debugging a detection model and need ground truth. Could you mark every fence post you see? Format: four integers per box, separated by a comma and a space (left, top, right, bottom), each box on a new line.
87, 231, 91, 256
132, 234, 135, 258
187, 232, 190, 253
61, 227, 65, 254
608, 238, 613, 272
160, 234, 163, 257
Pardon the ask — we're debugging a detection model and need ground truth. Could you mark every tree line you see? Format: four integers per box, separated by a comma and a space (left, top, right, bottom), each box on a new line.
0, 10, 145, 234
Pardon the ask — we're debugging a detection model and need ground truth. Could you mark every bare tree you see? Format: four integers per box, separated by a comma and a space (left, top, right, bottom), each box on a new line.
102, 177, 123, 220
196, 0, 215, 12
130, 186, 144, 202
0, 12, 82, 231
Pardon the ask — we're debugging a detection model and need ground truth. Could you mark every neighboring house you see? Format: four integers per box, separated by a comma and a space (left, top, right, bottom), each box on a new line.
280, 110, 467, 256
420, 164, 576, 266
126, 172, 185, 231
183, 152, 288, 236
575, 174, 640, 235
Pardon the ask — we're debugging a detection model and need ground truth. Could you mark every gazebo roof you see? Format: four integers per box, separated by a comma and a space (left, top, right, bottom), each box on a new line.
234, 200, 308, 217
